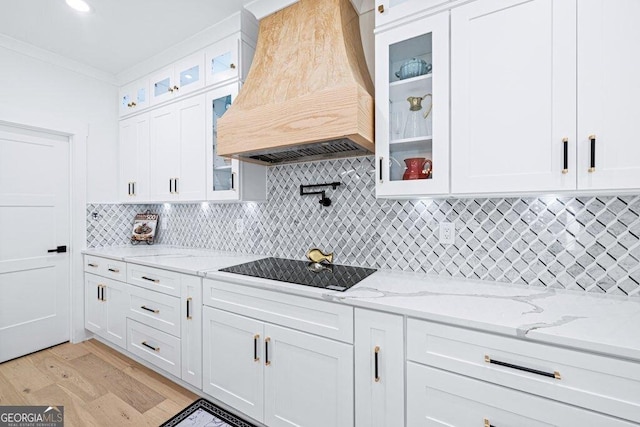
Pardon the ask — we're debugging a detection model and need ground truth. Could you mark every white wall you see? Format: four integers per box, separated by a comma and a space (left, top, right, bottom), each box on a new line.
0, 43, 119, 203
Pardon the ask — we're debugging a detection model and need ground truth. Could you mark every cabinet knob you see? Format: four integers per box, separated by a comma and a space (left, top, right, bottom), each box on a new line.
230, 63, 236, 69
168, 87, 174, 93
173, 85, 179, 91
131, 101, 137, 107
378, 4, 384, 13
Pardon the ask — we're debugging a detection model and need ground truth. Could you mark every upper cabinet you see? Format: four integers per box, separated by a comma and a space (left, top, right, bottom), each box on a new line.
374, 0, 450, 27
204, 34, 255, 87
119, 78, 150, 116
149, 53, 205, 106
451, 0, 640, 195
119, 113, 150, 202
450, 0, 576, 194
375, 11, 450, 198
576, 0, 640, 191
205, 84, 266, 202
149, 95, 207, 201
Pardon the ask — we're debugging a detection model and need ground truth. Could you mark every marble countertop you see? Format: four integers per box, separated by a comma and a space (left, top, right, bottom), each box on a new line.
84, 246, 640, 362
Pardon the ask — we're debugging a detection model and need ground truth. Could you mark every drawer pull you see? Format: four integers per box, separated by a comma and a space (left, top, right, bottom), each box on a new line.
108, 267, 120, 273
484, 355, 561, 380
265, 337, 271, 366
254, 334, 260, 362
186, 297, 192, 320
97, 284, 101, 300
140, 305, 159, 314
142, 341, 160, 352
88, 263, 98, 268
141, 276, 159, 283
484, 419, 495, 427
374, 345, 380, 382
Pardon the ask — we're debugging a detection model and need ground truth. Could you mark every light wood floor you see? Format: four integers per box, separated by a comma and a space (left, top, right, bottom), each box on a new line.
0, 339, 198, 426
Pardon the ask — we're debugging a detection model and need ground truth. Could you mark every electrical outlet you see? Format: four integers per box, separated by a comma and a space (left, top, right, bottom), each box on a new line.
439, 222, 455, 244
235, 219, 244, 234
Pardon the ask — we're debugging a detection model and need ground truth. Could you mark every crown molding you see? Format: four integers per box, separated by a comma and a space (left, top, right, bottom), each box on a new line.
0, 34, 117, 85
350, 0, 375, 14
244, 0, 300, 20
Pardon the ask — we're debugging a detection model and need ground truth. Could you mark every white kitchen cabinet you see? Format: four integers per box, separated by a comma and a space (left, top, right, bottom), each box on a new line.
202, 277, 354, 426
406, 363, 636, 427
119, 113, 149, 202
203, 307, 264, 422
205, 83, 266, 202
150, 52, 205, 106
149, 94, 206, 201
119, 78, 150, 117
375, 11, 450, 198
204, 34, 255, 87
84, 273, 127, 349
374, 0, 450, 28
202, 306, 354, 427
180, 275, 202, 389
354, 309, 404, 427
576, 0, 640, 190
451, 0, 640, 195
451, 0, 576, 195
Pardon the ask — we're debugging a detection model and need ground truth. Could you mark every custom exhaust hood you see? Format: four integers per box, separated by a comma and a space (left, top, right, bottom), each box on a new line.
217, 0, 375, 165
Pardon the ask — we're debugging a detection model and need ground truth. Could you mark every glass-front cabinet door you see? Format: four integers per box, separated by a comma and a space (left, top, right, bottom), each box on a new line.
206, 83, 240, 201
150, 65, 175, 106
119, 78, 149, 117
375, 11, 449, 198
205, 35, 240, 87
174, 52, 205, 96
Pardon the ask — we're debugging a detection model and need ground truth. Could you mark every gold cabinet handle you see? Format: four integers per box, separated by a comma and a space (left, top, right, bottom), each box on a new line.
265, 337, 271, 366
484, 419, 494, 427
186, 297, 193, 320
378, 4, 384, 13
485, 355, 560, 380
141, 276, 160, 283
142, 341, 160, 352
140, 305, 159, 314
588, 134, 596, 173
107, 267, 120, 273
173, 85, 179, 91
374, 346, 381, 382
254, 334, 260, 362
561, 137, 569, 174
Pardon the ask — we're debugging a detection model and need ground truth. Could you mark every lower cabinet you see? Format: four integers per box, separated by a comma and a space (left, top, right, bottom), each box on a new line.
202, 295, 354, 427
354, 309, 404, 427
84, 256, 202, 389
84, 273, 127, 349
406, 362, 636, 426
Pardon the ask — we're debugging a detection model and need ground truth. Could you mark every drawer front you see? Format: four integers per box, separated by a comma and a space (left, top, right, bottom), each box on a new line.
127, 264, 181, 297
203, 279, 354, 343
126, 319, 181, 377
407, 362, 636, 427
407, 319, 640, 423
84, 255, 126, 281
127, 285, 181, 337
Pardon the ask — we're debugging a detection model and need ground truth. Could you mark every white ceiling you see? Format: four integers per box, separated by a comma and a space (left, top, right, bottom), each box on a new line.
0, 0, 254, 76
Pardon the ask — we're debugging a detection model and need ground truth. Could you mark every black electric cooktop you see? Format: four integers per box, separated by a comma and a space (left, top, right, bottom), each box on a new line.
219, 257, 376, 292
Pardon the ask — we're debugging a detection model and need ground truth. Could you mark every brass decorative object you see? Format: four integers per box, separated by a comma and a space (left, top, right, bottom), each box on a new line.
306, 248, 334, 264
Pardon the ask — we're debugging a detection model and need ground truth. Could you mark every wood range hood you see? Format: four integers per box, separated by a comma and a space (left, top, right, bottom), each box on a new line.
217, 0, 375, 165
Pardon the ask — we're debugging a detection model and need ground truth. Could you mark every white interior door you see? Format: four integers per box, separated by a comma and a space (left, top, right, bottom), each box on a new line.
0, 124, 70, 363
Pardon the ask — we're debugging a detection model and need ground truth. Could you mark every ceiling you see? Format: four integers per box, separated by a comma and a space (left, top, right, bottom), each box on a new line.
0, 0, 254, 76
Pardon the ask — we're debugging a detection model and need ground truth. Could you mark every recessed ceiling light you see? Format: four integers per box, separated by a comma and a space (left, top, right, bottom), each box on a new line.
66, 0, 91, 13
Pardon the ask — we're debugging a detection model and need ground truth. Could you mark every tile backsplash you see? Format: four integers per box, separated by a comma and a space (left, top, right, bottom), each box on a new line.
87, 156, 640, 297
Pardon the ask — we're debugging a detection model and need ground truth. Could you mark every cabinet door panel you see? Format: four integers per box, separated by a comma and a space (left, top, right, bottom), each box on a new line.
355, 309, 404, 427
149, 105, 180, 200
264, 324, 353, 427
181, 275, 202, 389
176, 95, 206, 201
202, 307, 264, 423
577, 0, 640, 190
150, 66, 175, 106
103, 279, 127, 349
84, 274, 105, 335
451, 0, 576, 194
119, 114, 149, 202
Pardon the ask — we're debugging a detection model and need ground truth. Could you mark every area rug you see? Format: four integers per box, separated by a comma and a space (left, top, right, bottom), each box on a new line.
160, 398, 257, 427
